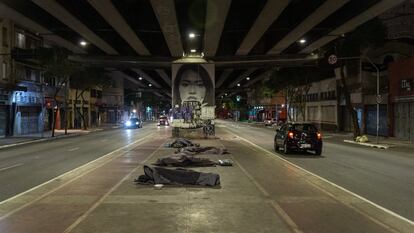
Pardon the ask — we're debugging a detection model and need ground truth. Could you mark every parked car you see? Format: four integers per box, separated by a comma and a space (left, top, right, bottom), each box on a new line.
274, 122, 322, 155
157, 116, 169, 126
124, 118, 142, 129
264, 118, 277, 126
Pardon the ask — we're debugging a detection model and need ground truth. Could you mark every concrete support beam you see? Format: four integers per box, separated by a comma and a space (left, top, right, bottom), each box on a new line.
155, 69, 171, 87
87, 0, 150, 55
236, 0, 290, 56
88, 0, 173, 89
243, 69, 275, 87
301, 0, 405, 54
0, 2, 84, 54
268, 0, 349, 54
228, 68, 256, 88
32, 0, 118, 55
204, 0, 232, 57
215, 69, 234, 88
131, 69, 162, 89
112, 71, 145, 88
150, 0, 183, 57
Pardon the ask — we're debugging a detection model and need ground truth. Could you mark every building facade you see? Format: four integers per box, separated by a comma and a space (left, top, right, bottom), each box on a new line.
0, 18, 45, 137
389, 58, 414, 142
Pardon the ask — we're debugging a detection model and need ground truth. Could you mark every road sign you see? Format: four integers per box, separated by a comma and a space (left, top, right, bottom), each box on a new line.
376, 94, 382, 104
328, 54, 337, 65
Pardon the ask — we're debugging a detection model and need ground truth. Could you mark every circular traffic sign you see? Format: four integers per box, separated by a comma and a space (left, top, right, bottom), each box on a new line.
328, 54, 337, 65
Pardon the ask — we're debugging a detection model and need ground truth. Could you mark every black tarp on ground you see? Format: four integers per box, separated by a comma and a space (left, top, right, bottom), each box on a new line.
135, 165, 220, 186
177, 146, 229, 155
154, 154, 217, 167
165, 138, 199, 148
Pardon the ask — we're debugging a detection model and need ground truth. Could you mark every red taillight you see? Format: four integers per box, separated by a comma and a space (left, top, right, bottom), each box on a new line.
317, 132, 322, 140
288, 131, 294, 139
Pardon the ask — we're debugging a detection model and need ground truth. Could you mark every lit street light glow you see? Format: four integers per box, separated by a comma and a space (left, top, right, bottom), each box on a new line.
190, 49, 196, 53
189, 33, 195, 38
138, 77, 143, 80
299, 39, 306, 44
237, 83, 241, 87
79, 40, 87, 46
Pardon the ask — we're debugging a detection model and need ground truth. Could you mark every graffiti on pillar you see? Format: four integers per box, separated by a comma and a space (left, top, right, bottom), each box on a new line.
172, 64, 215, 108
171, 63, 215, 130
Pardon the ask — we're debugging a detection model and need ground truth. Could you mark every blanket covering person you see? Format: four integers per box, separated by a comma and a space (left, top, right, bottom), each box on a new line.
154, 154, 217, 167
134, 165, 220, 186
176, 146, 229, 155
166, 138, 200, 148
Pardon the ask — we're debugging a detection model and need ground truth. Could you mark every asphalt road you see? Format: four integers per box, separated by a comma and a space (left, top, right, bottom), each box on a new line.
0, 123, 164, 202
218, 120, 414, 221
1, 120, 413, 223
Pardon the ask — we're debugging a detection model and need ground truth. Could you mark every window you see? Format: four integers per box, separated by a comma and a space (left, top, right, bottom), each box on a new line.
44, 76, 56, 86
2, 27, 7, 47
2, 62, 7, 79
33, 70, 41, 83
15, 32, 25, 48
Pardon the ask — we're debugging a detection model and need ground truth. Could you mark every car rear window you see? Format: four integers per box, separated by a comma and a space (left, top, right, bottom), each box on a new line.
291, 124, 318, 132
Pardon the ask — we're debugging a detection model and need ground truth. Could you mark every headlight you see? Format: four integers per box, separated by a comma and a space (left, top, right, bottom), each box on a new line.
125, 121, 132, 126
135, 122, 139, 125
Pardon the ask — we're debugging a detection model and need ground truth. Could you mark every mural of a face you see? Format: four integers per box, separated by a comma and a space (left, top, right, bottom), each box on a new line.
179, 69, 206, 104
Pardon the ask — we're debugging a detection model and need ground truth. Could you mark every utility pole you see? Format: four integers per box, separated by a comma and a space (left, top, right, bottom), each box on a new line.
64, 77, 69, 135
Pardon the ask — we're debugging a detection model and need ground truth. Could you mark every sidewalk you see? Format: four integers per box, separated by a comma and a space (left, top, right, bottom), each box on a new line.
323, 132, 414, 151
0, 126, 119, 149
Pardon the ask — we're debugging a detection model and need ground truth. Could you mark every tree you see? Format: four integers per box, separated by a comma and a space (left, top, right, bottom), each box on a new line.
325, 19, 386, 138
256, 67, 329, 121
38, 48, 78, 137
70, 67, 111, 130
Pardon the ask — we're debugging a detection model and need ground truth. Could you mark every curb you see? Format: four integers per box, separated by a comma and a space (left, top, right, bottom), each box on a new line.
0, 133, 83, 150
0, 127, 120, 150
343, 140, 389, 149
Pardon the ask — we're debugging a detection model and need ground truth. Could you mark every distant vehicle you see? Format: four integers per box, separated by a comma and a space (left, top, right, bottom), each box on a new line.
124, 118, 142, 129
264, 118, 277, 126
274, 123, 322, 155
157, 116, 169, 126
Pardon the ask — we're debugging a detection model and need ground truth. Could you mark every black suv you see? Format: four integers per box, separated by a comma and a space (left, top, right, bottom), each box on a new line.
274, 123, 322, 155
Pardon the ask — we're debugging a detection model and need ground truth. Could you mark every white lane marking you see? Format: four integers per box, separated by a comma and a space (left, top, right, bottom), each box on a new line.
0, 163, 24, 172
226, 151, 303, 233
223, 127, 414, 227
0, 132, 155, 213
100, 139, 108, 142
63, 138, 168, 233
68, 147, 79, 152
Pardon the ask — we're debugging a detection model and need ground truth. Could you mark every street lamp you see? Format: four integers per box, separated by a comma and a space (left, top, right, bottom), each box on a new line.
79, 40, 88, 47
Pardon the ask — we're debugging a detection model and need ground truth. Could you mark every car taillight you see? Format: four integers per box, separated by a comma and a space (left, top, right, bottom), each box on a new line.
317, 132, 322, 140
288, 131, 294, 139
